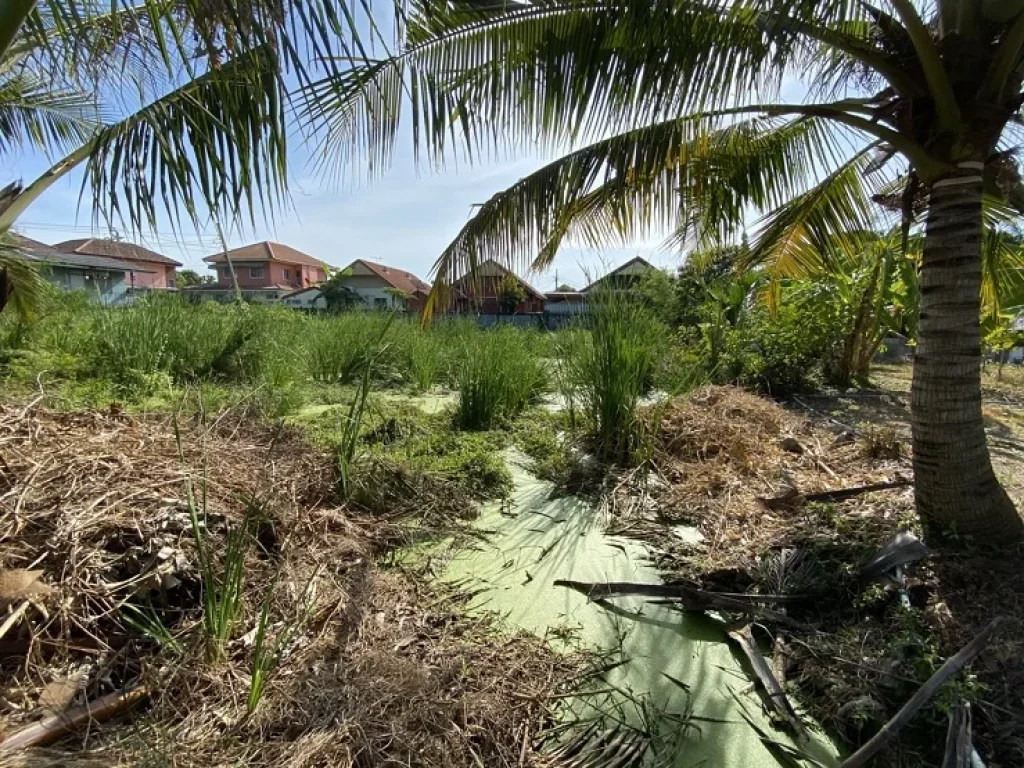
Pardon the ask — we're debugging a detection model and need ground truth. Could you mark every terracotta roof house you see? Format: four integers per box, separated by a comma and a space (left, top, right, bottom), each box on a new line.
54, 238, 181, 290
447, 259, 545, 315
280, 259, 431, 311
16, 236, 152, 304
187, 241, 330, 302
580, 256, 659, 294
343, 259, 429, 310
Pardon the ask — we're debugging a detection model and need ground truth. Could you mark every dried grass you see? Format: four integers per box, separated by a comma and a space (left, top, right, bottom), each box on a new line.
0, 403, 575, 766
643, 386, 909, 575
630, 385, 1024, 766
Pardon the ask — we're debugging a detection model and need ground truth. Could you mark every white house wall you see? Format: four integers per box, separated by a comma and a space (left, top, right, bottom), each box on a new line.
43, 268, 130, 305
340, 276, 406, 308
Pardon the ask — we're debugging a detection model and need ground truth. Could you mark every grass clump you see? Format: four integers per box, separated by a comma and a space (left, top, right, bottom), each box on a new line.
455, 326, 545, 430
559, 291, 666, 463
399, 327, 444, 392
307, 312, 395, 384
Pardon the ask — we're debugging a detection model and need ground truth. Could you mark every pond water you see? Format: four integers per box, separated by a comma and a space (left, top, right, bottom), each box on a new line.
441, 452, 839, 767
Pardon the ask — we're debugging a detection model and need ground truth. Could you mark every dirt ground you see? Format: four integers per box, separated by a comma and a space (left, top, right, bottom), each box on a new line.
634, 373, 1024, 767
0, 403, 578, 767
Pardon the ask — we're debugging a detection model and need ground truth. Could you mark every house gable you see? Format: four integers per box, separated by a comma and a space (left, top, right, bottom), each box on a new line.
582, 256, 658, 294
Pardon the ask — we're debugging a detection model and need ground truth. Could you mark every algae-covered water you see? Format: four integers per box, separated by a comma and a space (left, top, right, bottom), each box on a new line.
442, 452, 839, 767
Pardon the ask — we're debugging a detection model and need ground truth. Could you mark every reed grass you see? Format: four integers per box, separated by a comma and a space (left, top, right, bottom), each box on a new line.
560, 290, 666, 463
455, 325, 545, 430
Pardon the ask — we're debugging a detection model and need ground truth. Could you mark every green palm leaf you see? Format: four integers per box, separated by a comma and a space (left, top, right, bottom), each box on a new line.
0, 238, 47, 320
303, 0, 886, 174
743, 150, 883, 281
0, 69, 97, 156
85, 46, 288, 233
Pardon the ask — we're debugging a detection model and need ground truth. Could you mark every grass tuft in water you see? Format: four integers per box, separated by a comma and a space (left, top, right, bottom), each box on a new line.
455, 326, 545, 430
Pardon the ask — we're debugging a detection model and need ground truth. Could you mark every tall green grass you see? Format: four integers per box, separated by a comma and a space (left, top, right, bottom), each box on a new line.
306, 312, 395, 383
399, 328, 443, 392
560, 290, 666, 463
96, 295, 248, 386
455, 325, 546, 430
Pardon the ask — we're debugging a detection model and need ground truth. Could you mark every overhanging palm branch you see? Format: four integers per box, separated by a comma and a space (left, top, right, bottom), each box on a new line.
302, 0, 896, 171
0, 0, 381, 317
0, 239, 48, 320
0, 70, 98, 155
421, 114, 867, 317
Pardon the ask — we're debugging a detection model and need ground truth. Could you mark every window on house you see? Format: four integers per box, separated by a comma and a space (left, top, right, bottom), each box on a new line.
250, 266, 264, 279
283, 268, 291, 280
219, 267, 230, 280
373, 297, 387, 309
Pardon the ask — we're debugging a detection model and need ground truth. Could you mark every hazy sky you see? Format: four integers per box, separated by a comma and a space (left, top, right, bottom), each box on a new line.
3, 122, 681, 292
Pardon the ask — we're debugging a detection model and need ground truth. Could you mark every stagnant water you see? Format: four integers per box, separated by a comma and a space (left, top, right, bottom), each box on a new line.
440, 452, 839, 767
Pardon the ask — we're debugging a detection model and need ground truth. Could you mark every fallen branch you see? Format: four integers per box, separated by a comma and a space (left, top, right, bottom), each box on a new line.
727, 624, 806, 741
552, 580, 811, 629
803, 479, 910, 504
840, 618, 1006, 768
0, 684, 148, 754
758, 479, 911, 511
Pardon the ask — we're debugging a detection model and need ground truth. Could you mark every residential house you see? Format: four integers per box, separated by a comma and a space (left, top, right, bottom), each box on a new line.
447, 259, 545, 315
186, 241, 330, 302
14, 235, 152, 304
281, 259, 430, 311
543, 257, 661, 324
54, 238, 181, 290
579, 256, 659, 294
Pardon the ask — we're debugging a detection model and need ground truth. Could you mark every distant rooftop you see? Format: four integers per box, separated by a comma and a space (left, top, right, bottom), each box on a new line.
12, 235, 154, 273
203, 242, 328, 268
54, 238, 181, 267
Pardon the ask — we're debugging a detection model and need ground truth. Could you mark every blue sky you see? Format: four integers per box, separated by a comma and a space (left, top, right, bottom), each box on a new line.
3, 122, 681, 292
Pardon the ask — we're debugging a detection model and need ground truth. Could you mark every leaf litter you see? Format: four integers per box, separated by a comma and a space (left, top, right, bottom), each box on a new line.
0, 401, 584, 766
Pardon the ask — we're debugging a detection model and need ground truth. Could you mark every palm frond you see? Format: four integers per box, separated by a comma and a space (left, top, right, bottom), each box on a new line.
0, 240, 48, 320
301, 0, 886, 175
0, 70, 98, 156
419, 114, 855, 320
85, 46, 288, 234
981, 227, 1024, 317
743, 149, 886, 286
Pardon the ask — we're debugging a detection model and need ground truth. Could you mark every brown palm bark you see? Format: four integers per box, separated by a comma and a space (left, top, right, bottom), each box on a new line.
912, 161, 1023, 542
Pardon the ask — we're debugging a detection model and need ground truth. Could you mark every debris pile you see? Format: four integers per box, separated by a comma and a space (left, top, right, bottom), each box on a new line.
0, 403, 574, 766
633, 385, 1022, 766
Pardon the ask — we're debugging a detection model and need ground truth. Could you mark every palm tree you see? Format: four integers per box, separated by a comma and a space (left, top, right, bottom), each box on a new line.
308, 0, 1024, 541
0, 0, 365, 315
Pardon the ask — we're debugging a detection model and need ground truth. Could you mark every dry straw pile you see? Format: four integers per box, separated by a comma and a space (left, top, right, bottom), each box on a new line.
0, 402, 571, 766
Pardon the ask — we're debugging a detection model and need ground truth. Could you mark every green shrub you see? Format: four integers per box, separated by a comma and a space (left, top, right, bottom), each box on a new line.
722, 304, 842, 396
454, 326, 546, 430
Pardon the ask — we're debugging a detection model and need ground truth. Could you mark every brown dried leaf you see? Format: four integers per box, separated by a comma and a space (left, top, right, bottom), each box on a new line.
0, 569, 55, 604
38, 675, 81, 716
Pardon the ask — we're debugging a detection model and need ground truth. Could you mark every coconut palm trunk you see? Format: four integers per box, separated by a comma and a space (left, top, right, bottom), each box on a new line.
913, 161, 1023, 539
